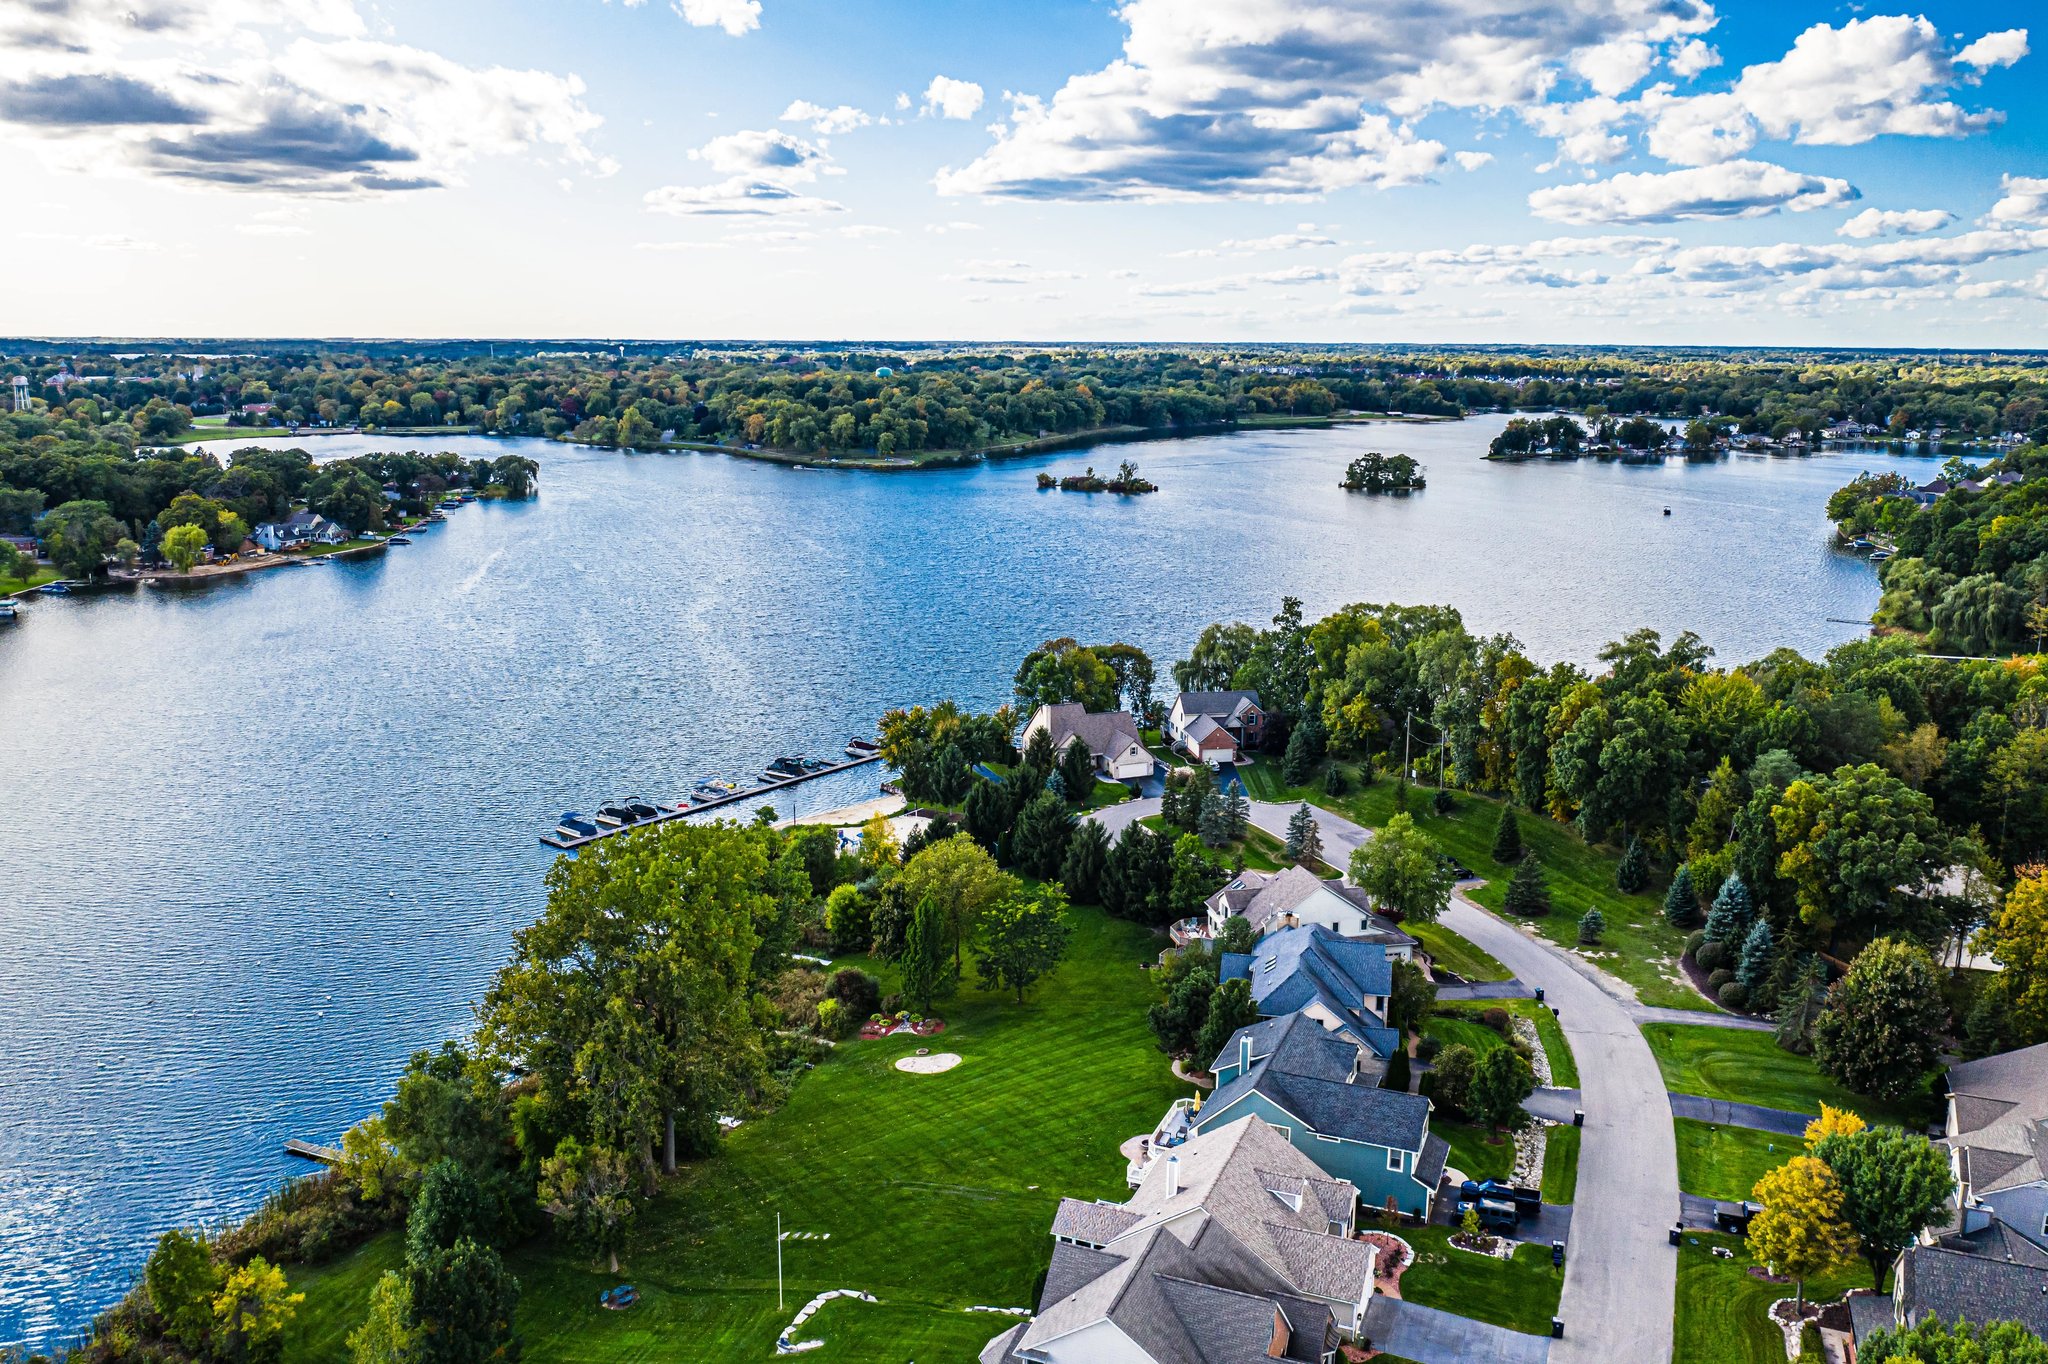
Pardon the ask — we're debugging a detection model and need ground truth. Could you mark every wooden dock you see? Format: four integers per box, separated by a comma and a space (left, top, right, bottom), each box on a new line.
539, 750, 884, 851
285, 1138, 343, 1164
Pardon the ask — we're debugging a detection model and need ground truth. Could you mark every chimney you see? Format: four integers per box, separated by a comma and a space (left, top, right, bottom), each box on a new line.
1166, 1155, 1180, 1198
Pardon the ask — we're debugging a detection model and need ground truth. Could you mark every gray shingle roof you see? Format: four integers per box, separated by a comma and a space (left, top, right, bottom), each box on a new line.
1177, 690, 1263, 719
1205, 866, 1329, 934
1945, 1042, 2048, 1198
1414, 1133, 1451, 1191
1209, 1010, 1367, 1085
1204, 1065, 1430, 1152
1030, 703, 1147, 764
1897, 1242, 2048, 1339
1052, 1197, 1146, 1247
1224, 926, 1397, 1057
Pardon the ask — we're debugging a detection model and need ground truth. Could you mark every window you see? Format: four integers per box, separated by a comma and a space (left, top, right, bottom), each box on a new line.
1387, 1149, 1404, 1172
1315, 1133, 1340, 1143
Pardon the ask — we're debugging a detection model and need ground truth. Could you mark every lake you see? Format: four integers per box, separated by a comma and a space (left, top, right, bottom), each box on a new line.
0, 415, 1931, 1346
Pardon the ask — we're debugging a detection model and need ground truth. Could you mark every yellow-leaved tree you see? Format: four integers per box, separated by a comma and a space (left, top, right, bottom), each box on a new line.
1803, 1105, 1866, 1150
1749, 1156, 1858, 1311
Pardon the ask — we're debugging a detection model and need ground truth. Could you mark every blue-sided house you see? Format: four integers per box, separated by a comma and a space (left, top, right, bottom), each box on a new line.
1193, 1011, 1446, 1218
1221, 923, 1402, 1058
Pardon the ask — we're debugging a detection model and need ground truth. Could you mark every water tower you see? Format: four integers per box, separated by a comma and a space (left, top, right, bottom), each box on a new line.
9, 375, 27, 412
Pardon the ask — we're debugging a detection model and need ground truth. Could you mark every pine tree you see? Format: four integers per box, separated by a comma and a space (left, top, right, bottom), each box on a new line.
900, 897, 950, 1014
1578, 908, 1605, 945
1703, 872, 1755, 945
1012, 791, 1073, 880
1285, 803, 1322, 865
1226, 788, 1250, 843
1736, 918, 1776, 992
1060, 819, 1110, 905
1198, 792, 1233, 849
1490, 805, 1523, 863
1281, 717, 1325, 785
1057, 737, 1097, 807
1663, 863, 1697, 928
1504, 856, 1551, 917
1775, 953, 1829, 1055
1616, 834, 1650, 893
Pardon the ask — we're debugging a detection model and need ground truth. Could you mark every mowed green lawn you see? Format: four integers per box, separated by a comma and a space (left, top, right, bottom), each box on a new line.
1672, 1119, 1799, 1202
281, 906, 1185, 1364
1398, 1225, 1564, 1335
1643, 1025, 1931, 1128
1674, 1232, 1864, 1364
1237, 766, 1706, 1012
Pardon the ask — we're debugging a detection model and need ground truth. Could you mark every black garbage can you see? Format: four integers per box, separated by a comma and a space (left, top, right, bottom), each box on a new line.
1573, 1109, 1585, 1127
1534, 986, 1545, 1002
1551, 1240, 1564, 1268
1551, 1318, 1565, 1339
1669, 1224, 1683, 1246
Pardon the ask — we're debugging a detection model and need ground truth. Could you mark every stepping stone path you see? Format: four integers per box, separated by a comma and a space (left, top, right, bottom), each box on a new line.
774, 1289, 877, 1355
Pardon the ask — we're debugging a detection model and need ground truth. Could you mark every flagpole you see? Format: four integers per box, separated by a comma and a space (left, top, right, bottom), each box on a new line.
777, 1211, 784, 1309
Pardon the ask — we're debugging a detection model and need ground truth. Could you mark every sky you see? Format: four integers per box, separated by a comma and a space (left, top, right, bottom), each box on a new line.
2, 0, 2045, 346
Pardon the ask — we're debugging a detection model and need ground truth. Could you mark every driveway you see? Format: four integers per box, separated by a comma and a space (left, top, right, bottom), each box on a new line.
1628, 1004, 1771, 1032
1362, 1298, 1551, 1364
1667, 1094, 1811, 1138
1442, 895, 1679, 1364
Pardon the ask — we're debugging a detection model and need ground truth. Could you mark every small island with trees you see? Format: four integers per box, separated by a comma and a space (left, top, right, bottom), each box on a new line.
1340, 451, 1426, 493
1035, 460, 1157, 494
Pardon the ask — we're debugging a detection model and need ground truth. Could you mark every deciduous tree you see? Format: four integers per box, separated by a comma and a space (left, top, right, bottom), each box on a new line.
975, 885, 1074, 1003
1813, 1126, 1955, 1288
1348, 812, 1453, 926
538, 1138, 635, 1274
405, 1238, 520, 1364
1748, 1156, 1857, 1311
1812, 939, 1947, 1103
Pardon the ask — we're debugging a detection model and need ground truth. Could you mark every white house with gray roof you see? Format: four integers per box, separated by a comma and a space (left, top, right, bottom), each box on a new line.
1201, 866, 1416, 959
1942, 1040, 2048, 1252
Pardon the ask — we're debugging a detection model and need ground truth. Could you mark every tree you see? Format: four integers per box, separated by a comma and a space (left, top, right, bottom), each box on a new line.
1014, 637, 1119, 712
1504, 856, 1552, 917
1217, 914, 1258, 955
1813, 1126, 1955, 1287
1863, 1317, 2048, 1364
1285, 803, 1323, 865
212, 1256, 303, 1364
163, 522, 208, 572
1060, 819, 1110, 904
406, 1238, 521, 1364
1388, 958, 1437, 1033
1163, 767, 1208, 832
1490, 805, 1523, 864
1148, 947, 1218, 1056
1617, 835, 1650, 893
1736, 919, 1776, 995
338, 1114, 413, 1205
1011, 790, 1074, 880
900, 896, 951, 1015
1663, 864, 1697, 928
1578, 908, 1605, 945
1980, 866, 2048, 1049
1772, 764, 1951, 939
1748, 1156, 1857, 1311
976, 885, 1074, 1002
347, 1272, 416, 1364
962, 777, 1012, 850
1057, 738, 1098, 807
1197, 792, 1234, 849
1703, 872, 1756, 945
1168, 834, 1222, 923
538, 1138, 636, 1274
1195, 977, 1259, 1069
1804, 1105, 1866, 1149
1282, 717, 1325, 785
1348, 813, 1454, 926
1813, 939, 1947, 1103
855, 811, 897, 878
0, 539, 24, 585
1468, 1047, 1535, 1132
1776, 954, 1830, 1055
36, 498, 125, 577
898, 836, 1019, 972
1430, 1043, 1478, 1116
408, 1158, 493, 1262
145, 1228, 222, 1351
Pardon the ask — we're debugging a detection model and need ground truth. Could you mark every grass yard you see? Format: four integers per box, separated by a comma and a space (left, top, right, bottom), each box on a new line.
1673, 1119, 1799, 1202
1237, 769, 1707, 1012
1541, 1125, 1580, 1205
279, 905, 1184, 1364
1407, 918, 1511, 983
1674, 1232, 1864, 1364
1423, 1003, 1577, 1090
1504, 1000, 1579, 1089
1431, 1117, 1516, 1184
1643, 1025, 1932, 1128
1423, 1013, 1510, 1058
0, 566, 60, 594
1397, 1225, 1564, 1335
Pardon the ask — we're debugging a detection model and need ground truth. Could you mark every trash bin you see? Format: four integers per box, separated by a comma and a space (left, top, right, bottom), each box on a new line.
1551, 1240, 1564, 1268
1551, 1318, 1565, 1339
1534, 986, 1545, 1002
1573, 1110, 1585, 1127
1669, 1224, 1683, 1246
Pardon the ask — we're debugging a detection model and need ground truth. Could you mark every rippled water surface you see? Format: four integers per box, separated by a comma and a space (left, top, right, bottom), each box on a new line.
0, 417, 1935, 1344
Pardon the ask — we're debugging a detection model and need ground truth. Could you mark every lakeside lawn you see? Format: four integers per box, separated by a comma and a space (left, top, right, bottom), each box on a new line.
1674, 1231, 1864, 1364
280, 905, 1184, 1364
1237, 764, 1707, 1013
1397, 1225, 1564, 1336
1673, 1119, 1798, 1202
1, 566, 61, 594
1541, 1125, 1580, 1205
1643, 1024, 1933, 1128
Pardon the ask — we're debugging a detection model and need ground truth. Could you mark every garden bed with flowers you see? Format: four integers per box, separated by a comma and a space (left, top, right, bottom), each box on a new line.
858, 1011, 947, 1041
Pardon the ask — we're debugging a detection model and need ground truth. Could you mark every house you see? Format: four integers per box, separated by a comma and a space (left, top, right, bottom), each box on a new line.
1221, 924, 1400, 1059
1940, 1041, 2048, 1253
1021, 703, 1157, 784
1202, 866, 1416, 959
981, 1115, 1375, 1362
1165, 691, 1266, 763
254, 510, 349, 551
1194, 1013, 1446, 1218
1849, 1221, 2048, 1354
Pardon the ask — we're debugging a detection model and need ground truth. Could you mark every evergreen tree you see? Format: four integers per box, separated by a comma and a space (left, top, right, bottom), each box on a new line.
1057, 738, 1097, 807
1322, 764, 1349, 798
1216, 914, 1259, 955
1617, 835, 1650, 893
1703, 872, 1755, 945
1169, 834, 1221, 922
1285, 803, 1323, 864
405, 1238, 520, 1364
1194, 978, 1259, 1070
1226, 787, 1250, 843
1775, 953, 1829, 1055
1504, 856, 1552, 917
962, 778, 1011, 850
1020, 726, 1058, 785
1578, 908, 1605, 945
1490, 805, 1523, 864
1663, 863, 1697, 928
1147, 963, 1217, 1056
899, 897, 951, 1014
1736, 919, 1777, 993
408, 1160, 493, 1264
1813, 938, 1946, 1102
1281, 716, 1325, 785
1060, 819, 1110, 904
1012, 790, 1073, 880
1198, 792, 1233, 849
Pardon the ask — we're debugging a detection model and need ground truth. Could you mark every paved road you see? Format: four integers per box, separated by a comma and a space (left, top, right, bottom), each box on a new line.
1086, 798, 1374, 868
1363, 1298, 1552, 1364
1442, 895, 1679, 1364
1440, 980, 1536, 1001
1628, 1004, 1771, 1031
1667, 1094, 1812, 1137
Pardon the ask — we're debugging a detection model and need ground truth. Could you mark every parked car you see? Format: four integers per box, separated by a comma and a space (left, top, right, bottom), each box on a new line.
1457, 1197, 1521, 1233
1461, 1180, 1542, 1213
1714, 1200, 1764, 1234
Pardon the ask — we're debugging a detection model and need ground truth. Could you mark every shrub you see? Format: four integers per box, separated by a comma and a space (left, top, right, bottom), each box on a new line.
1695, 940, 1728, 972
1684, 930, 1707, 959
880, 993, 904, 1016
1415, 1034, 1443, 1063
1386, 1047, 1412, 1093
1432, 787, 1455, 815
1578, 909, 1605, 945
826, 967, 882, 1019
1718, 981, 1750, 1010
1479, 1007, 1510, 1034
1323, 765, 1349, 798
1707, 968, 1734, 991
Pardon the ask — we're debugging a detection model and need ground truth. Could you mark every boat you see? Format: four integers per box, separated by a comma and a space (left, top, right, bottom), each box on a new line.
389, 536, 412, 545
556, 812, 598, 839
625, 800, 661, 821
845, 737, 879, 757
1662, 506, 1671, 516
40, 581, 70, 595
764, 756, 807, 779
801, 757, 831, 772
1869, 550, 1893, 562
0, 599, 16, 622
594, 804, 634, 828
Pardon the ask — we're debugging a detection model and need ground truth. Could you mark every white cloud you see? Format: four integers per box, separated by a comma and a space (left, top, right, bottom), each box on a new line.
1135, 265, 1338, 297
83, 233, 158, 252
1529, 159, 1858, 225
1522, 96, 1632, 166
1837, 207, 1954, 239
921, 76, 984, 121
1988, 175, 2048, 227
642, 180, 843, 216
895, 91, 912, 111
670, 0, 761, 36
236, 205, 312, 236
1572, 38, 1653, 97
1668, 39, 1720, 79
689, 127, 834, 179
950, 259, 1083, 285
780, 100, 869, 135
936, 0, 1713, 202
1453, 150, 1494, 171
923, 220, 980, 233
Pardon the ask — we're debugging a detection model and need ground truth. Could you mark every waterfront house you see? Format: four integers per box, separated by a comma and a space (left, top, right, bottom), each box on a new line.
1939, 1040, 2048, 1254
1194, 1012, 1444, 1218
1020, 702, 1157, 783
1221, 924, 1400, 1059
254, 510, 350, 551
1165, 691, 1266, 762
1200, 866, 1417, 959
981, 1115, 1374, 1363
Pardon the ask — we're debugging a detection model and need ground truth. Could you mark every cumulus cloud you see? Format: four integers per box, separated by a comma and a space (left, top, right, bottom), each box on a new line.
1453, 150, 1494, 171
1988, 175, 2048, 227
689, 127, 835, 178
1668, 39, 1720, 79
0, 2, 609, 195
921, 76, 984, 121
649, 126, 845, 216
1528, 159, 1858, 225
1837, 207, 1954, 239
780, 100, 869, 135
936, 0, 1713, 202
1636, 229, 2048, 299
671, 0, 761, 36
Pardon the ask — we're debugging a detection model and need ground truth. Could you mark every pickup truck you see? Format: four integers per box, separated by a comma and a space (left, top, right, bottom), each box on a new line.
1460, 1179, 1543, 1214
1714, 1201, 1765, 1234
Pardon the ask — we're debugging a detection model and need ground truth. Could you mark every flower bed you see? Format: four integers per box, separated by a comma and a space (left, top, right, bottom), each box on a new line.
858, 1013, 947, 1041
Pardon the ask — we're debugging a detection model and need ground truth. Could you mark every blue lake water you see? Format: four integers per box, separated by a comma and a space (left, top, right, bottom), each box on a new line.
0, 416, 1937, 1346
